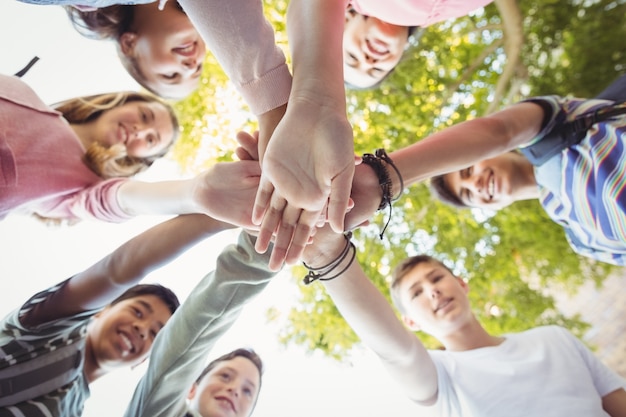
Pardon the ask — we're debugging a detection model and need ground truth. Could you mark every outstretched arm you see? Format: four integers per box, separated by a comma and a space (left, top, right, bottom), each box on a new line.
302, 226, 438, 404
115, 160, 261, 229
252, 0, 356, 271
390, 101, 545, 187
21, 214, 229, 327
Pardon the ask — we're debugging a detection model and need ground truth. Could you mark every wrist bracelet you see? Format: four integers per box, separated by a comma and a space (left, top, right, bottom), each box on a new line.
361, 148, 405, 239
303, 232, 356, 285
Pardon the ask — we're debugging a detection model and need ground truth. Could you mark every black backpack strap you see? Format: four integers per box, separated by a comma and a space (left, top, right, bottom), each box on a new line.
13, 56, 40, 78
521, 100, 626, 166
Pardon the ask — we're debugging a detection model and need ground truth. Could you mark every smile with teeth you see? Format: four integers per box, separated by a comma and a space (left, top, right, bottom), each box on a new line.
487, 175, 495, 200
119, 332, 135, 357
174, 42, 196, 56
366, 39, 389, 57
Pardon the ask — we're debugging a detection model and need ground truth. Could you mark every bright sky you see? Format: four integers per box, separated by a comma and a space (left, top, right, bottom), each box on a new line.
0, 2, 433, 417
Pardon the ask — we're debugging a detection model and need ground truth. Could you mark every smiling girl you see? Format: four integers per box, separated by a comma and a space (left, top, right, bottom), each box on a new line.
0, 74, 261, 228
64, 1, 206, 99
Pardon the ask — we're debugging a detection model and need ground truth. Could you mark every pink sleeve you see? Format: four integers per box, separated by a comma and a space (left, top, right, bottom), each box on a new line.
178, 0, 292, 115
36, 178, 133, 223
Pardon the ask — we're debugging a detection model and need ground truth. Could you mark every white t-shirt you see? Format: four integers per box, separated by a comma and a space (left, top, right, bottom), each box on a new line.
425, 326, 625, 416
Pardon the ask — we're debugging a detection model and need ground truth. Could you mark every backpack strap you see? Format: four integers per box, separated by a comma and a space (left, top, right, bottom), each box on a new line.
13, 56, 40, 78
521, 101, 626, 166
0, 341, 83, 406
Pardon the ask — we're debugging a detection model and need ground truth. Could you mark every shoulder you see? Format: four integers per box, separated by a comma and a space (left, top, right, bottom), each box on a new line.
0, 74, 57, 115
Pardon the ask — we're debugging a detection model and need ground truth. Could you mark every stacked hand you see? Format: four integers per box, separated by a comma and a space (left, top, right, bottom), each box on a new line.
236, 129, 386, 269
249, 100, 357, 270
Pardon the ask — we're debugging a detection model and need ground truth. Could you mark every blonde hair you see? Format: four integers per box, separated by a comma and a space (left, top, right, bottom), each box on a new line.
53, 91, 180, 179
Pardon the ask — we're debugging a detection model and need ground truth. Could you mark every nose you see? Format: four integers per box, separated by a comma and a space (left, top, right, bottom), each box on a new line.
181, 56, 199, 73
134, 323, 147, 340
461, 173, 484, 196
226, 385, 239, 397
362, 51, 378, 65
428, 286, 441, 299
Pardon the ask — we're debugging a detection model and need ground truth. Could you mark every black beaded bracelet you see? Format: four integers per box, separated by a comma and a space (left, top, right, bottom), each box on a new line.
361, 148, 405, 239
302, 232, 356, 285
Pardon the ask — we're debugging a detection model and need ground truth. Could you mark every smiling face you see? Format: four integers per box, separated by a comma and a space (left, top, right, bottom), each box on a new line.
119, 2, 205, 99
86, 294, 173, 370
442, 152, 536, 210
343, 8, 409, 88
396, 260, 473, 339
86, 100, 176, 159
188, 356, 261, 417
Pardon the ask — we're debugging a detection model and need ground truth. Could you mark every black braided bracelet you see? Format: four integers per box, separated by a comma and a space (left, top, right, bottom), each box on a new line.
361, 148, 404, 239
302, 232, 356, 285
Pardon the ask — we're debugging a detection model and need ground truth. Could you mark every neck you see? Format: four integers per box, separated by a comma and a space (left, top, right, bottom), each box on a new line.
82, 336, 105, 383
438, 316, 504, 351
513, 160, 540, 202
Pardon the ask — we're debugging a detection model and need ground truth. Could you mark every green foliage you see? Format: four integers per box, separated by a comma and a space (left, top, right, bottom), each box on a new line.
167, 0, 622, 361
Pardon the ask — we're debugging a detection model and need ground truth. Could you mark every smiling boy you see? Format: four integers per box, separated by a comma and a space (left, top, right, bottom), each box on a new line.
301, 226, 626, 416
123, 231, 276, 417
0, 213, 232, 417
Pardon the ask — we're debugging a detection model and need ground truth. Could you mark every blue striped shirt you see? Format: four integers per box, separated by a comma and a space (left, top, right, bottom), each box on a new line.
522, 96, 626, 265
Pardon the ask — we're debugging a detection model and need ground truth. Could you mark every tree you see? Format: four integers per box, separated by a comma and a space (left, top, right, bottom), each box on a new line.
170, 0, 624, 360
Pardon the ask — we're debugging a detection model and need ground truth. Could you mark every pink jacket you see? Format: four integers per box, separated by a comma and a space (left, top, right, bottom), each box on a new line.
350, 0, 494, 27
0, 75, 131, 222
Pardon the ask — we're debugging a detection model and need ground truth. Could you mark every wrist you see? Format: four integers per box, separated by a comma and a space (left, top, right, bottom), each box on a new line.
302, 232, 356, 285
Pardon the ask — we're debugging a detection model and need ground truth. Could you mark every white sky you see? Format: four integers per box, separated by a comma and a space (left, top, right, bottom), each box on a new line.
0, 2, 433, 417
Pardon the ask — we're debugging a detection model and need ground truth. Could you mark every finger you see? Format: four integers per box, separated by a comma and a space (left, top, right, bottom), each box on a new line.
255, 194, 286, 256
284, 209, 319, 266
235, 146, 254, 161
235, 131, 260, 161
252, 175, 274, 225
327, 169, 355, 233
269, 205, 302, 270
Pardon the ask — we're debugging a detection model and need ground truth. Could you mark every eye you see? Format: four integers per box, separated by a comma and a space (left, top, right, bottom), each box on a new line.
150, 329, 158, 339
412, 288, 422, 299
220, 372, 231, 381
432, 274, 443, 283
133, 307, 143, 318
141, 110, 148, 123
243, 387, 253, 397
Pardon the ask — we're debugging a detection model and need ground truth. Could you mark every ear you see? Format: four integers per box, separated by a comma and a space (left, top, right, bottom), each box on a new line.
456, 276, 469, 294
402, 315, 421, 332
187, 383, 198, 400
119, 32, 138, 57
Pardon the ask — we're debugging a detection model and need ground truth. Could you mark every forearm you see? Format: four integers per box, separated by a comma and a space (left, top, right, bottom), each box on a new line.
387, 102, 544, 187
303, 232, 437, 401
179, 0, 291, 115
123, 232, 276, 417
75, 214, 231, 309
116, 179, 198, 216
287, 0, 346, 109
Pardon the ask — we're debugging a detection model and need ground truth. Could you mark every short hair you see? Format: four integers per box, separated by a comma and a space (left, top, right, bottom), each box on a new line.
389, 255, 454, 315
195, 348, 264, 385
429, 175, 469, 209
52, 91, 180, 178
110, 284, 180, 315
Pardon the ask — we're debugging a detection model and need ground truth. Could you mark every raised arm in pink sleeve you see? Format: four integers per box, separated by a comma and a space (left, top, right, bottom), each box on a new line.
178, 0, 292, 115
